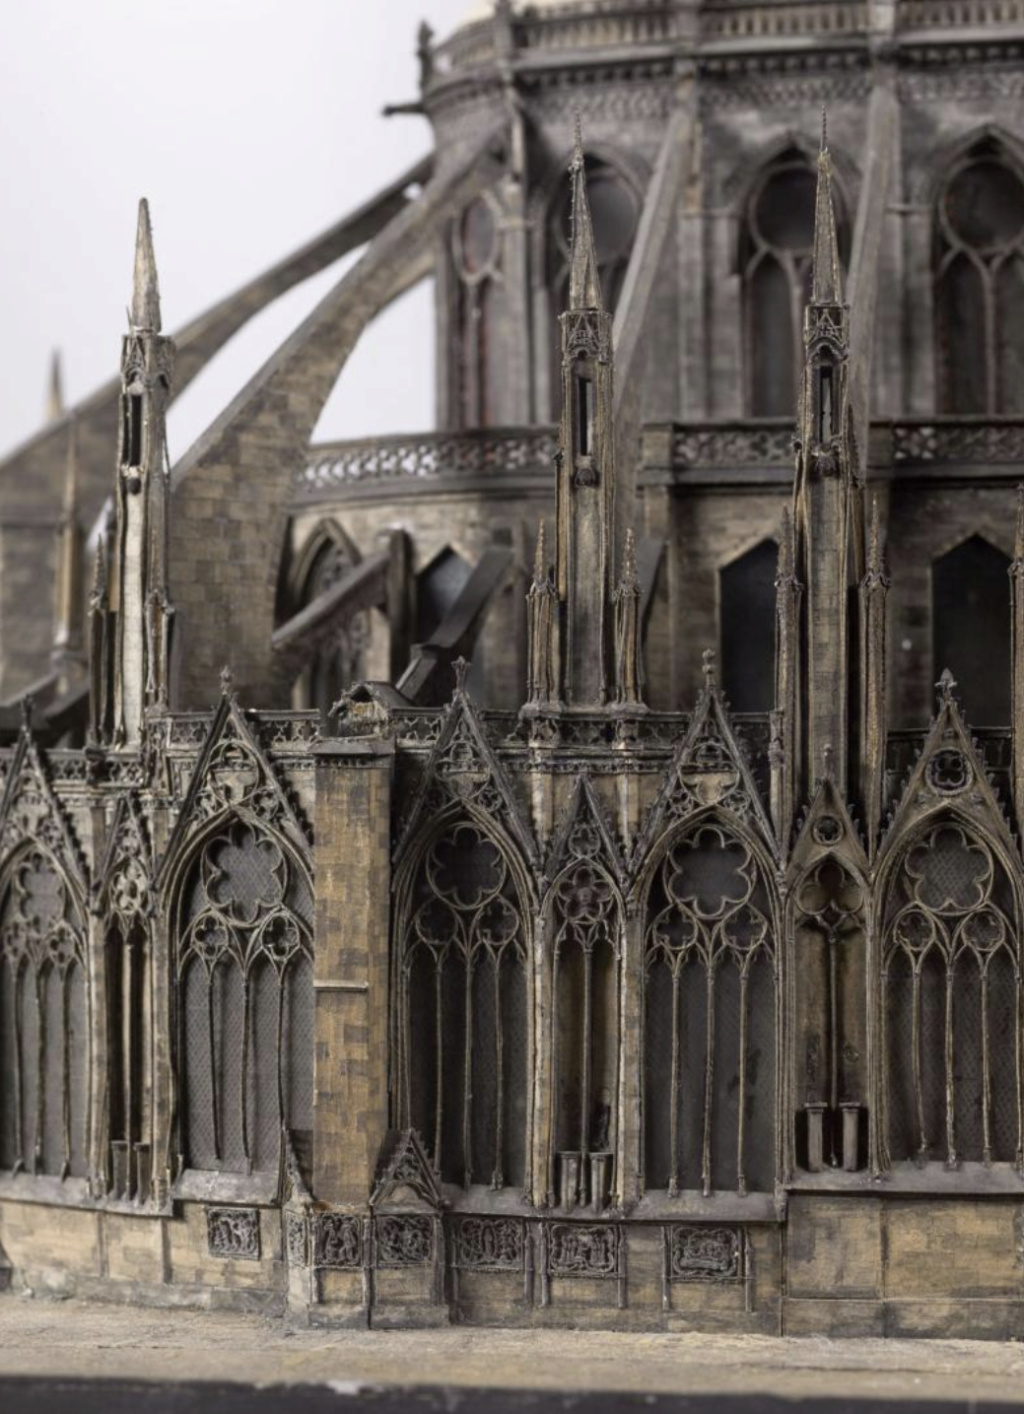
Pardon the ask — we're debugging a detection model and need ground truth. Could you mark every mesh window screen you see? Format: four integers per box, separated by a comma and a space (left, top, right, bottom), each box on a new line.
184, 957, 216, 1169
0, 960, 17, 1169
20, 969, 39, 1171
67, 962, 88, 1179
41, 966, 64, 1176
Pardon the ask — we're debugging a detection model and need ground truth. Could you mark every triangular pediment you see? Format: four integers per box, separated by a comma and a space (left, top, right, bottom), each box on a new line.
95, 791, 153, 916
545, 774, 625, 885
879, 672, 1015, 863
370, 1129, 444, 1211
633, 677, 775, 868
395, 685, 535, 868
789, 772, 867, 879
0, 728, 87, 892
158, 692, 311, 886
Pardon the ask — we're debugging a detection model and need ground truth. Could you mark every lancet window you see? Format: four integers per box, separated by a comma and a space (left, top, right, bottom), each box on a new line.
106, 851, 151, 1197
454, 195, 503, 429
295, 532, 368, 717
883, 819, 1021, 1168
644, 823, 777, 1196
400, 818, 528, 1190
932, 536, 1011, 727
935, 141, 1024, 414
546, 154, 639, 417
719, 540, 778, 714
0, 848, 88, 1178
177, 821, 314, 1177
550, 860, 623, 1209
741, 152, 847, 416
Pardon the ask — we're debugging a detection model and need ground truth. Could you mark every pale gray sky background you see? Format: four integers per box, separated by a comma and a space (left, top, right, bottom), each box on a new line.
0, 0, 472, 463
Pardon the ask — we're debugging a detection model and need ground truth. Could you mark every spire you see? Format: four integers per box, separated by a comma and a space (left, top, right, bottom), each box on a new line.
131, 198, 161, 334
532, 518, 549, 588
811, 111, 843, 306
567, 111, 603, 311
613, 528, 643, 709
865, 495, 889, 585
52, 416, 84, 664
46, 349, 64, 423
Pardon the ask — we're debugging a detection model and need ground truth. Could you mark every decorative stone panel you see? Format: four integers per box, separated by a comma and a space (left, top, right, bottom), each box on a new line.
206, 1207, 260, 1261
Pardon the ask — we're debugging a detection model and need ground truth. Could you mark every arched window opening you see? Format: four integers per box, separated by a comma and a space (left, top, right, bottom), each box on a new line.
935, 141, 1024, 414
0, 849, 87, 1178
794, 857, 867, 1171
551, 861, 622, 1211
177, 821, 314, 1179
454, 195, 504, 429
295, 533, 368, 718
720, 540, 778, 714
644, 823, 776, 1197
741, 153, 848, 416
546, 155, 640, 418
402, 820, 528, 1190
933, 535, 1011, 727
883, 819, 1020, 1166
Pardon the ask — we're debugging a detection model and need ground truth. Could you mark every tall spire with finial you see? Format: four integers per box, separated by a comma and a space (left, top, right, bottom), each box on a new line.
567, 110, 603, 312
46, 350, 64, 423
811, 108, 843, 306
526, 518, 556, 709
131, 198, 162, 334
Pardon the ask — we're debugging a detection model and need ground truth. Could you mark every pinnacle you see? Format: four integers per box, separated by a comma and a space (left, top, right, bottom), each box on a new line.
46, 349, 64, 423
811, 110, 843, 307
1015, 485, 1024, 564
533, 518, 547, 585
62, 414, 79, 521
567, 110, 603, 312
131, 198, 162, 334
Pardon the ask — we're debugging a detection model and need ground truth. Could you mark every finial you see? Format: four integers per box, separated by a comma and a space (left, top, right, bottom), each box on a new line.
571, 107, 584, 174
619, 528, 639, 593
453, 657, 470, 694
823, 742, 835, 780
220, 664, 233, 697
532, 518, 547, 586
131, 198, 161, 334
821, 104, 828, 154
702, 648, 717, 692
46, 349, 64, 423
811, 116, 842, 306
937, 667, 956, 703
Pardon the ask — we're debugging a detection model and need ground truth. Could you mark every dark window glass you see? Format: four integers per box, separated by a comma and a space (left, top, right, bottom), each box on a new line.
932, 535, 1011, 726
720, 539, 778, 713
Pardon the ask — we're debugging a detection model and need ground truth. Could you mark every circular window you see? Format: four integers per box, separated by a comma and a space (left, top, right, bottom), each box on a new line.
812, 815, 844, 847
945, 159, 1024, 252
927, 748, 972, 796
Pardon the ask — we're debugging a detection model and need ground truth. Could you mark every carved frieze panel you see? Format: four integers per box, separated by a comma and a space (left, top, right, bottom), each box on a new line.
314, 1213, 362, 1269
451, 1217, 525, 1272
376, 1215, 433, 1267
666, 1225, 743, 1283
546, 1222, 621, 1279
207, 1207, 260, 1261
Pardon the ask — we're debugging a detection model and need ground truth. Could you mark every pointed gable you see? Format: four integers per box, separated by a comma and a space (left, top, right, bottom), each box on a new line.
395, 670, 535, 868
544, 774, 625, 886
879, 669, 1015, 863
0, 726, 87, 892
158, 689, 311, 887
95, 791, 153, 917
634, 653, 775, 867
370, 1128, 445, 1211
790, 771, 867, 880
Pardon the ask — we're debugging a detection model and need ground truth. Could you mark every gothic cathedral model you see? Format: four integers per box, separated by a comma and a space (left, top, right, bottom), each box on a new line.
3, 0, 1024, 1338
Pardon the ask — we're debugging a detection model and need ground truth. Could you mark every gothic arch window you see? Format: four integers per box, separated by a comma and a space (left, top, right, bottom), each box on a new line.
176, 820, 314, 1178
0, 848, 87, 1178
293, 527, 368, 717
935, 140, 1024, 414
106, 850, 151, 1198
644, 821, 776, 1196
399, 817, 528, 1190
549, 859, 623, 1208
454, 194, 504, 429
720, 539, 778, 714
882, 819, 1021, 1167
741, 152, 848, 416
546, 154, 640, 418
932, 535, 1011, 726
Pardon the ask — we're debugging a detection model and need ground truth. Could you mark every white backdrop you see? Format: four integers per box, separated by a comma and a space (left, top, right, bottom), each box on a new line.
0, 0, 471, 462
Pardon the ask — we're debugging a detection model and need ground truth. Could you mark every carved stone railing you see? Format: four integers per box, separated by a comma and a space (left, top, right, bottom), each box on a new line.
517, 0, 684, 51
897, 0, 1024, 27
701, 0, 867, 41
890, 418, 1024, 467
296, 428, 558, 500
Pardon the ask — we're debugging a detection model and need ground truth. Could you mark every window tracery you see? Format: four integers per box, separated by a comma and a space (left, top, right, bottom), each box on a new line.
454, 194, 504, 429
400, 818, 528, 1190
883, 820, 1021, 1168
935, 141, 1024, 414
106, 842, 152, 1197
177, 820, 313, 1178
0, 847, 87, 1179
932, 536, 1011, 727
644, 822, 776, 1197
296, 533, 368, 717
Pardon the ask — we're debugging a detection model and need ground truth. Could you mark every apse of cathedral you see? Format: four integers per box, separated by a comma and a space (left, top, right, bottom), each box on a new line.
4, 0, 1024, 1339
